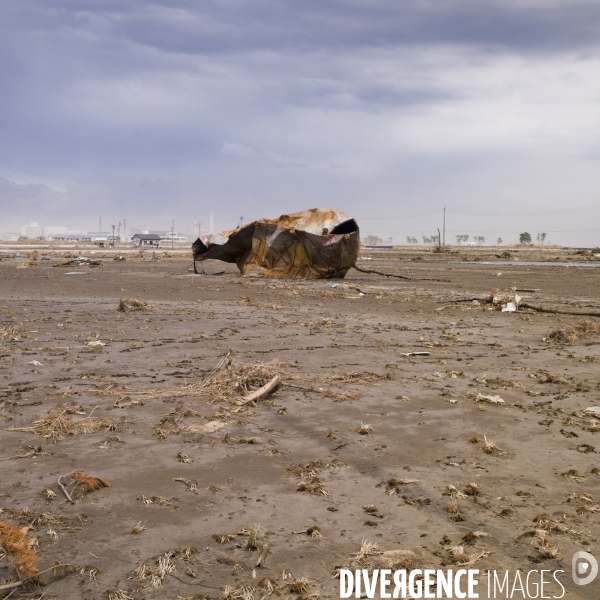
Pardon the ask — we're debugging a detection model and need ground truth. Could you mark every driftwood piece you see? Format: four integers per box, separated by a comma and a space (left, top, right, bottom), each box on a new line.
58, 475, 75, 504
445, 296, 492, 304
520, 303, 600, 318
255, 543, 269, 567
352, 265, 413, 280
236, 375, 281, 406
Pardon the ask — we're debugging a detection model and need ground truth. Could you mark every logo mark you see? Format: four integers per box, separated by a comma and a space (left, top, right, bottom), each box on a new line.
573, 551, 598, 585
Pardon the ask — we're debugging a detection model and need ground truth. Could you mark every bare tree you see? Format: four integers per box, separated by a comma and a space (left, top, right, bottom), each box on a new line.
537, 232, 547, 246
497, 237, 502, 245
455, 234, 469, 244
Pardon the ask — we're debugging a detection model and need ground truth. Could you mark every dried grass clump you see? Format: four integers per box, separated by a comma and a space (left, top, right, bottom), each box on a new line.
350, 539, 418, 573
566, 491, 594, 504
177, 452, 191, 463
561, 469, 585, 482
290, 577, 309, 593
173, 477, 199, 493
140, 495, 173, 506
131, 522, 146, 534
537, 371, 569, 385
60, 471, 110, 500
461, 531, 489, 545
548, 319, 599, 344
117, 298, 152, 313
0, 324, 29, 342
293, 526, 324, 539
5, 508, 87, 531
94, 354, 285, 405
482, 436, 504, 456
447, 546, 490, 565
353, 423, 373, 435
531, 530, 558, 559
468, 436, 482, 444
9, 403, 129, 440
0, 519, 39, 580
320, 371, 390, 385
257, 576, 275, 591
287, 457, 343, 497
577, 505, 600, 514
107, 589, 134, 600
133, 551, 177, 588
463, 482, 482, 497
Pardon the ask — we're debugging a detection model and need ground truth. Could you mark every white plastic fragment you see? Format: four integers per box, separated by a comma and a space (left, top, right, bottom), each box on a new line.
584, 407, 600, 416
502, 302, 517, 312
29, 360, 43, 366
87, 340, 106, 347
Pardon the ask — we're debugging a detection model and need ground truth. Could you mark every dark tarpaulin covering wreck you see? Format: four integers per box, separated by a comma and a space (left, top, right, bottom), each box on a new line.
192, 208, 360, 278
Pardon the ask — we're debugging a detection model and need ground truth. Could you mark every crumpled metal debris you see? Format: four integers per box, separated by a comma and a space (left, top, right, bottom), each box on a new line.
192, 208, 360, 278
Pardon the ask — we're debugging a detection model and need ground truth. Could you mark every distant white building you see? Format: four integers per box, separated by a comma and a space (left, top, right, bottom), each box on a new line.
162, 232, 188, 242
20, 223, 44, 238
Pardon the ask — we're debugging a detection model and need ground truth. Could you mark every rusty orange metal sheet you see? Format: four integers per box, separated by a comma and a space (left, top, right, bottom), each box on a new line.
192, 208, 360, 278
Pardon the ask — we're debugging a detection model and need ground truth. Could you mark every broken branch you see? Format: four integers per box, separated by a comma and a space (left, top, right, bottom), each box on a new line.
519, 303, 600, 318
236, 375, 281, 406
58, 475, 75, 504
352, 265, 412, 280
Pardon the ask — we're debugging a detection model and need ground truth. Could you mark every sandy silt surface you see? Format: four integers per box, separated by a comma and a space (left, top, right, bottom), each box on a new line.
1, 255, 600, 599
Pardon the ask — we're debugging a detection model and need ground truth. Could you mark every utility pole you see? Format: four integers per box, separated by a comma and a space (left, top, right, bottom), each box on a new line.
442, 205, 446, 249
111, 224, 115, 247
171, 219, 174, 249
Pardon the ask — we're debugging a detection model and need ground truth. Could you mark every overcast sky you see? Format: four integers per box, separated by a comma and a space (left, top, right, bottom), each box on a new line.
2, 0, 600, 246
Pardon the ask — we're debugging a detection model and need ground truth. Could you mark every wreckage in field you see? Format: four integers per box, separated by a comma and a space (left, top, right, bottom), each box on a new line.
192, 208, 359, 278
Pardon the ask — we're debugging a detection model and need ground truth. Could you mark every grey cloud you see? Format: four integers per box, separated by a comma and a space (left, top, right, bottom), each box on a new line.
2, 0, 600, 245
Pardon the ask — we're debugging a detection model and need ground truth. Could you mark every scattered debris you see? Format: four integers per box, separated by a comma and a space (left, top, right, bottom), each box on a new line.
475, 393, 505, 405
117, 298, 152, 313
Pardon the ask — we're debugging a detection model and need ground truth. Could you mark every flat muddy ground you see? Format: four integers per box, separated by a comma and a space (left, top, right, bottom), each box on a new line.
1, 248, 600, 599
